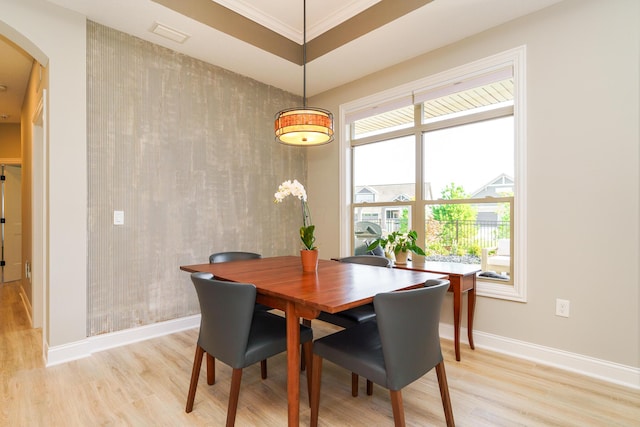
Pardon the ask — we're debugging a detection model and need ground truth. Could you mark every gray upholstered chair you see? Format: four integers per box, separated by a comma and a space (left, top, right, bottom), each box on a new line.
310, 279, 454, 427
208, 251, 262, 263
357, 278, 450, 396
316, 255, 391, 329
209, 251, 270, 312
186, 272, 313, 426
310, 255, 391, 392
337, 255, 391, 267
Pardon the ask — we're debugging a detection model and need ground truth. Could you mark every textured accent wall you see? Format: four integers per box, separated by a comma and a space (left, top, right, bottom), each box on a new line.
87, 22, 305, 335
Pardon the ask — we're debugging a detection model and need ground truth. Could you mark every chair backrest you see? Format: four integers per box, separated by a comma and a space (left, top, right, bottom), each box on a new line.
209, 251, 262, 263
354, 221, 382, 238
373, 279, 450, 390
190, 272, 257, 367
424, 278, 450, 288
339, 255, 392, 268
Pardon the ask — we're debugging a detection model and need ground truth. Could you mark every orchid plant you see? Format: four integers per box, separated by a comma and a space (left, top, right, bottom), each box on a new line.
274, 179, 316, 250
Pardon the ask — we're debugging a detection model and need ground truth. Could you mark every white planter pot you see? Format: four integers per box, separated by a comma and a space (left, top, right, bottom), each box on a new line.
394, 251, 409, 265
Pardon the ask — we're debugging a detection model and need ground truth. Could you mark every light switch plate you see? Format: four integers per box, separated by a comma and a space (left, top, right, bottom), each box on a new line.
113, 210, 124, 225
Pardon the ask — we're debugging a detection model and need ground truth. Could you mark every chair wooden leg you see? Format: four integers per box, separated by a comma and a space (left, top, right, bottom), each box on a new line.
301, 319, 312, 371
366, 379, 373, 396
303, 341, 313, 406
186, 345, 204, 413
435, 361, 455, 427
226, 368, 243, 427
351, 373, 359, 397
206, 353, 215, 385
389, 389, 406, 427
260, 359, 267, 379
310, 354, 323, 427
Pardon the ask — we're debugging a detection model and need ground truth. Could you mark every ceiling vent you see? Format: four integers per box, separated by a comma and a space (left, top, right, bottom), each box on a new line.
150, 22, 190, 44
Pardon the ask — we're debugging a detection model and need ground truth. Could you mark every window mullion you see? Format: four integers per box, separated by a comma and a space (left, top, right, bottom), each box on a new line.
413, 103, 424, 251
419, 105, 513, 133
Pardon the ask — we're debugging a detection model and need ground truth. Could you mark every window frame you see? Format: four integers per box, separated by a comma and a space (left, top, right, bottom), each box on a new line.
339, 46, 527, 302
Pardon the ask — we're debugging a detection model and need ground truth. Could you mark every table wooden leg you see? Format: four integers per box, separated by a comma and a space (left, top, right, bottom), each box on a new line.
285, 302, 300, 426
452, 283, 462, 361
467, 284, 476, 350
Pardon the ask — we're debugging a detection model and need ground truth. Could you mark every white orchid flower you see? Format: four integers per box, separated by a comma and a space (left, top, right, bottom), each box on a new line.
274, 179, 316, 250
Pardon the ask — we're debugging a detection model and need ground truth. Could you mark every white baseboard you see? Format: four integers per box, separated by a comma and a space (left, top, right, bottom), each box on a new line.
46, 314, 200, 367
439, 323, 640, 390
46, 315, 639, 390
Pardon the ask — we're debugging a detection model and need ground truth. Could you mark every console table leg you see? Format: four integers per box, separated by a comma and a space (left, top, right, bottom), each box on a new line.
453, 285, 462, 361
467, 286, 476, 350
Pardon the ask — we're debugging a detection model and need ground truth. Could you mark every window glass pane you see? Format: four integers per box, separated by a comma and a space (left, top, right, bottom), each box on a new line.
354, 136, 415, 203
353, 105, 414, 139
423, 116, 513, 201
425, 201, 512, 283
423, 78, 513, 124
353, 205, 413, 255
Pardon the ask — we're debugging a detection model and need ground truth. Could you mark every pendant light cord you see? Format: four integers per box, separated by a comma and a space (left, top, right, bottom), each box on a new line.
273, 0, 333, 145
303, 0, 307, 108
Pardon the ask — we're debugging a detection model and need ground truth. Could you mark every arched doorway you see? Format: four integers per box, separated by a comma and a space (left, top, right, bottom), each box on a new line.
1, 6, 88, 365
0, 25, 48, 361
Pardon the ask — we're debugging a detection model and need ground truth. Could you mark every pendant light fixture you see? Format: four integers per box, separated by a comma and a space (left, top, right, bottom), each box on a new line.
274, 0, 334, 146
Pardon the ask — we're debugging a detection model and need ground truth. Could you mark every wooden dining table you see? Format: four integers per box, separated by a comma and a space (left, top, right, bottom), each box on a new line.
180, 255, 446, 426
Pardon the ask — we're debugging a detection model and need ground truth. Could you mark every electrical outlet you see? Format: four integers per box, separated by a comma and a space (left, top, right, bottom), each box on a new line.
556, 299, 570, 317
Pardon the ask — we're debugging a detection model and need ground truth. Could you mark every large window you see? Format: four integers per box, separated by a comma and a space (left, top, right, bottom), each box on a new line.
343, 47, 526, 301
423, 116, 514, 284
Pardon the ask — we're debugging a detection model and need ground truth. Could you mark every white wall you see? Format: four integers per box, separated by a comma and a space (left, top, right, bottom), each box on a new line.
0, 0, 87, 348
309, 0, 639, 372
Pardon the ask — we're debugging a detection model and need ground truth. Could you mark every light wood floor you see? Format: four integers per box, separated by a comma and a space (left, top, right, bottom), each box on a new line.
1, 282, 638, 426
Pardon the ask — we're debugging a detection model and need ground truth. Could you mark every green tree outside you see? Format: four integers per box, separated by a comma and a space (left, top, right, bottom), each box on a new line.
427, 183, 477, 255
399, 208, 409, 233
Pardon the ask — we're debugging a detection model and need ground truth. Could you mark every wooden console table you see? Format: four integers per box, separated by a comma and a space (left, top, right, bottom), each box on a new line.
395, 260, 479, 361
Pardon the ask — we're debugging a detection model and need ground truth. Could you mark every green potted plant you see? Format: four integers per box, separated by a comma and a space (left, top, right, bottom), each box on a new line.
366, 230, 425, 264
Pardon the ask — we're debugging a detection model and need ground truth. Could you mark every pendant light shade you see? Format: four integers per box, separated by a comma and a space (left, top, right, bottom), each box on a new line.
275, 107, 334, 146
274, 0, 334, 146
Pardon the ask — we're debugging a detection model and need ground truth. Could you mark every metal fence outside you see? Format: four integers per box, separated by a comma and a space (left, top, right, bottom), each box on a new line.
427, 219, 510, 252
355, 219, 510, 254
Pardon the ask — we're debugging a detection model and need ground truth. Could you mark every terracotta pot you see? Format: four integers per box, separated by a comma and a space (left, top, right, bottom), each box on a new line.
300, 249, 319, 272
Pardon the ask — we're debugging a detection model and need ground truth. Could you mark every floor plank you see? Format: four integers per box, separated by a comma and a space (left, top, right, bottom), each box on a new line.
1, 282, 638, 426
